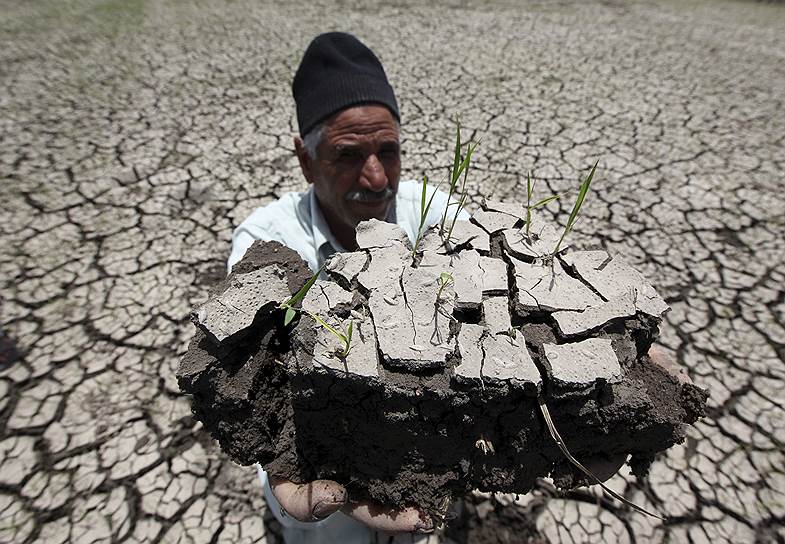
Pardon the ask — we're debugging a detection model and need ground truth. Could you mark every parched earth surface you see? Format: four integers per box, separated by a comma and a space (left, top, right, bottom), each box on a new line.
1, 0, 783, 543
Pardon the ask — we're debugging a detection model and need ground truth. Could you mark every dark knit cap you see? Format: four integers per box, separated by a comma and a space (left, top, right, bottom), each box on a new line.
293, 32, 400, 137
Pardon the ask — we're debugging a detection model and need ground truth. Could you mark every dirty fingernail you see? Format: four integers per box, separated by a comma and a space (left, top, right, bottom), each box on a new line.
312, 500, 341, 520
414, 519, 435, 534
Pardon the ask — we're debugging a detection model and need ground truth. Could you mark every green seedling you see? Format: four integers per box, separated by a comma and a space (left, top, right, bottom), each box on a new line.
436, 271, 454, 302
411, 173, 442, 258
524, 171, 560, 239
553, 160, 598, 255
440, 117, 478, 244
304, 310, 353, 358
281, 266, 322, 326
279, 267, 353, 357
538, 396, 664, 520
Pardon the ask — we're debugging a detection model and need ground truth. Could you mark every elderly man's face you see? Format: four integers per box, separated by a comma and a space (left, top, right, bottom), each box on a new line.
296, 105, 401, 246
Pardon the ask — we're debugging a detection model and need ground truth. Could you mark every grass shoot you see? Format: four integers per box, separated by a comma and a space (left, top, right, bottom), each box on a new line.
302, 309, 354, 358
524, 171, 560, 239
553, 160, 598, 255
281, 266, 322, 326
280, 266, 352, 357
440, 117, 478, 245
436, 271, 454, 302
411, 173, 442, 258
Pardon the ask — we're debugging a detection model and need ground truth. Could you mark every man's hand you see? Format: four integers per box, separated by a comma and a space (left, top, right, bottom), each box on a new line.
269, 476, 434, 534
341, 500, 435, 534
269, 476, 347, 522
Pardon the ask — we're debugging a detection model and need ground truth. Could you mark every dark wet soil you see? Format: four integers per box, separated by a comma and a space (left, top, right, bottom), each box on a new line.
179, 239, 707, 515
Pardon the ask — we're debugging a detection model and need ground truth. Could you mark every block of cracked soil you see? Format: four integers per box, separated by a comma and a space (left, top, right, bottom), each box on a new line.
178, 206, 707, 517
190, 265, 291, 344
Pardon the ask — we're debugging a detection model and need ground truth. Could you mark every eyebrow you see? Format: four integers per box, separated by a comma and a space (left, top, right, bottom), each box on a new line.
333, 141, 399, 155
334, 143, 361, 153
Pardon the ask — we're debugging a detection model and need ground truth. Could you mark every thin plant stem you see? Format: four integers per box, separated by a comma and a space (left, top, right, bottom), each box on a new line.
436, 272, 454, 301
445, 141, 478, 245
412, 174, 442, 258
524, 171, 560, 241
538, 396, 664, 520
440, 117, 464, 237
302, 308, 352, 358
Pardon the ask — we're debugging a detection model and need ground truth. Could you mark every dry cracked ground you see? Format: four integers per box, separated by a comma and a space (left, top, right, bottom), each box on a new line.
1, 0, 783, 542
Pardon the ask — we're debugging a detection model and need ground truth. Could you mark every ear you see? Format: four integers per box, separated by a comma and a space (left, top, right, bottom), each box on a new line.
294, 136, 315, 184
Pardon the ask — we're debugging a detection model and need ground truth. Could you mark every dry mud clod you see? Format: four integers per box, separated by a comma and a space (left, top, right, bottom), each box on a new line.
178, 205, 707, 514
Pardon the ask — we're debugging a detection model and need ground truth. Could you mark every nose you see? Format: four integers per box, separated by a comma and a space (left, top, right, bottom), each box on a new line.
358, 154, 388, 192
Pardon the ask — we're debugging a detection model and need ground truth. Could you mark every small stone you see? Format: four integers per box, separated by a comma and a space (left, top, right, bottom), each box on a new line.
191, 265, 289, 343
542, 338, 622, 389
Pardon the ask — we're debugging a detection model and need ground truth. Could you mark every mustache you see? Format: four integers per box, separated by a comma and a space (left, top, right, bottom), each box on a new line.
344, 187, 395, 203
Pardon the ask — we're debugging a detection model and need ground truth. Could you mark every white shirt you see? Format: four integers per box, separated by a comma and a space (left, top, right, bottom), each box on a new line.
229, 180, 468, 544
228, 180, 468, 273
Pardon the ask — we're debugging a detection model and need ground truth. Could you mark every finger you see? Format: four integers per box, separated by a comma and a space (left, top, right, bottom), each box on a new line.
269, 476, 347, 522
647, 344, 672, 364
647, 344, 692, 385
342, 500, 435, 535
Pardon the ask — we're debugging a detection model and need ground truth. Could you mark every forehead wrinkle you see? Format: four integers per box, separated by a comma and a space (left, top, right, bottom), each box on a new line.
329, 131, 399, 150
323, 116, 399, 141
326, 126, 399, 145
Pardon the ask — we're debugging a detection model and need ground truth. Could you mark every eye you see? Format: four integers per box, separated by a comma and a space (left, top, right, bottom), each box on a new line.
378, 145, 399, 158
338, 148, 362, 161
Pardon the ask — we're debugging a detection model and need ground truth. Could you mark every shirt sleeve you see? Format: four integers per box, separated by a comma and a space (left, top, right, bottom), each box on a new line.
227, 224, 274, 273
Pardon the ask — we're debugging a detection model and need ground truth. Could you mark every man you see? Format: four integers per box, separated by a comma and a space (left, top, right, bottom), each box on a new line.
228, 32, 458, 274
229, 32, 638, 544
228, 32, 461, 543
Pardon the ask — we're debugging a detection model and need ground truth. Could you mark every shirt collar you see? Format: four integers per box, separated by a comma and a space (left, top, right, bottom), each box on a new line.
308, 187, 346, 257
308, 186, 400, 262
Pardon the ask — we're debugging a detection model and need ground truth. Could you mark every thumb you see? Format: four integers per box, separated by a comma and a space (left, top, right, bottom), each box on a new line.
269, 476, 347, 522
